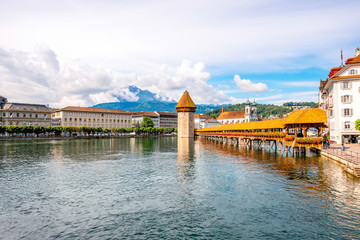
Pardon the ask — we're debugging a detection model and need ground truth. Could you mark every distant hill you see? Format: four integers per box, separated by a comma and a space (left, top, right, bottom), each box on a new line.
206, 102, 319, 119
92, 86, 225, 113
92, 86, 317, 116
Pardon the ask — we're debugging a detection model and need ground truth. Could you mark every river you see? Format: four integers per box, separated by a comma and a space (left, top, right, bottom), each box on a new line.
0, 137, 359, 239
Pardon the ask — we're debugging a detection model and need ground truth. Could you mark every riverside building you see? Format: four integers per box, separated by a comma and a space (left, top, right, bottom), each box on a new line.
0, 102, 53, 127
132, 111, 178, 128
319, 47, 360, 144
217, 99, 258, 124
54, 106, 132, 129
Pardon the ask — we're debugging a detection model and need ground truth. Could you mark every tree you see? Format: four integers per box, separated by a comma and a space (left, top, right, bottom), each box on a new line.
356, 119, 360, 131
103, 128, 111, 134
0, 125, 6, 135
54, 126, 63, 136
140, 116, 154, 128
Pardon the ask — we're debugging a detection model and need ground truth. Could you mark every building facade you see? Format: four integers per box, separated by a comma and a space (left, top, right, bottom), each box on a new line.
319, 47, 360, 144
0, 102, 53, 127
156, 112, 178, 128
217, 100, 258, 124
132, 111, 160, 128
201, 118, 220, 128
54, 106, 132, 129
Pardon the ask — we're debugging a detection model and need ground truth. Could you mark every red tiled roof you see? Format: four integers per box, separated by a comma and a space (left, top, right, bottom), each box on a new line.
217, 111, 245, 120
347, 54, 360, 64
59, 106, 131, 114
195, 114, 212, 119
329, 66, 343, 78
132, 111, 159, 117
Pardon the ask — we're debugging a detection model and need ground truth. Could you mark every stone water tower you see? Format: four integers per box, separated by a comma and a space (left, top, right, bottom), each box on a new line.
176, 90, 196, 138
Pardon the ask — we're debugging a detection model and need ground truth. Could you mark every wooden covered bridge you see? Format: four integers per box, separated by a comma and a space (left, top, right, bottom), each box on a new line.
195, 108, 328, 155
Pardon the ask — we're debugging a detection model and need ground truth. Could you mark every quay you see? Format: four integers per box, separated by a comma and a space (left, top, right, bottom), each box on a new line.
195, 108, 360, 178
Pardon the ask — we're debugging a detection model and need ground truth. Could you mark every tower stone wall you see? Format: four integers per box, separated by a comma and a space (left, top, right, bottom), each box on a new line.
176, 90, 196, 138
177, 111, 195, 138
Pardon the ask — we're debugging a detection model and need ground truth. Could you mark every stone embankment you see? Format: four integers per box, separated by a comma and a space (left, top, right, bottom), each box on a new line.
320, 144, 360, 177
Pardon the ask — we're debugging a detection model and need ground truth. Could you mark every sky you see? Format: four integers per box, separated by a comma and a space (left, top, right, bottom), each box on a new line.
0, 0, 360, 108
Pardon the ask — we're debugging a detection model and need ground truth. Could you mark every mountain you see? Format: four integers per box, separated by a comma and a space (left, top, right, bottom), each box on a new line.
92, 86, 224, 113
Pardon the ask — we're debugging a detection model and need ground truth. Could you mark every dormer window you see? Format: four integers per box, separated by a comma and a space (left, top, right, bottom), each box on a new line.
350, 69, 357, 75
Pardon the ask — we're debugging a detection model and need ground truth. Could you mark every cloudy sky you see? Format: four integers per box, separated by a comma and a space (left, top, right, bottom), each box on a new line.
1, 0, 360, 107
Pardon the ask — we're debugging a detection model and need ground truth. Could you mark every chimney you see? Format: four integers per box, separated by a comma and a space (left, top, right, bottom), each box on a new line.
222, 106, 224, 113
356, 47, 360, 57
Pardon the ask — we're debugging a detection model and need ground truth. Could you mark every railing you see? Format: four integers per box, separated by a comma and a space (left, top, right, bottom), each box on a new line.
322, 146, 360, 165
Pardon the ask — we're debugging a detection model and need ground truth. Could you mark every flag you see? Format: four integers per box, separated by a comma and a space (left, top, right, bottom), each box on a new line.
341, 49, 343, 61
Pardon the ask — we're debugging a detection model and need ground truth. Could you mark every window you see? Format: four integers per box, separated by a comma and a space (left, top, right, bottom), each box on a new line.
16, 113, 20, 117
23, 113, 26, 117
344, 121, 351, 129
343, 108, 352, 117
74, 118, 77, 122
64, 112, 68, 116
350, 69, 357, 75
342, 95, 352, 104
343, 82, 349, 89
2, 112, 6, 117
79, 118, 82, 122
35, 114, 38, 118
69, 112, 72, 116
29, 113, 32, 118
329, 110, 333, 117
74, 113, 77, 117
79, 113, 82, 117
69, 118, 72, 121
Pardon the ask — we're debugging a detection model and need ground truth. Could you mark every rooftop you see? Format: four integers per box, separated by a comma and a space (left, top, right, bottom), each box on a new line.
217, 111, 245, 120
176, 90, 196, 110
59, 106, 131, 114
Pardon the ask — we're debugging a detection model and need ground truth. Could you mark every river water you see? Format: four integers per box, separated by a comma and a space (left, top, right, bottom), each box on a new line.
0, 137, 359, 239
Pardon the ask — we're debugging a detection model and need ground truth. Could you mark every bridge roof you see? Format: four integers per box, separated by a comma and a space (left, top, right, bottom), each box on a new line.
284, 108, 327, 125
197, 108, 327, 132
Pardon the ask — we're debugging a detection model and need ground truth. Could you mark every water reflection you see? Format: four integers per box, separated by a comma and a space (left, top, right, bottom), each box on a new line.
177, 138, 196, 184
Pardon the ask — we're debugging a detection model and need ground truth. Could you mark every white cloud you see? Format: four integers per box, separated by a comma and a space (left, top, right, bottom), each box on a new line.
0, 47, 231, 107
0, 0, 359, 73
233, 75, 268, 92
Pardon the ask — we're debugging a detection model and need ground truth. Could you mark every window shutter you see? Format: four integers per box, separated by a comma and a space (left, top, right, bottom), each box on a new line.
350, 109, 353, 117
349, 81, 352, 89
341, 109, 344, 117
351, 121, 355, 130
340, 82, 343, 90
350, 95, 353, 104
341, 96, 344, 103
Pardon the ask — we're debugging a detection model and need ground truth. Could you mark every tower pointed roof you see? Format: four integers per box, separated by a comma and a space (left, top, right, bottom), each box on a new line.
176, 90, 196, 112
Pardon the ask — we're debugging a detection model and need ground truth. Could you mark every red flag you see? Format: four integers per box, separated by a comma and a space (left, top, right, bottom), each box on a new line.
341, 49, 343, 61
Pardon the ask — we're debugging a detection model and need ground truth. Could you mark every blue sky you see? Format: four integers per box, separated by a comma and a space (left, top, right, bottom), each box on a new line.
0, 0, 360, 107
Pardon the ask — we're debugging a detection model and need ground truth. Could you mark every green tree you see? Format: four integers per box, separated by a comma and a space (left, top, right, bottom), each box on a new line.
0, 125, 6, 135
54, 126, 63, 136
103, 128, 111, 134
95, 127, 103, 133
33, 126, 46, 137
140, 116, 154, 128
356, 119, 360, 131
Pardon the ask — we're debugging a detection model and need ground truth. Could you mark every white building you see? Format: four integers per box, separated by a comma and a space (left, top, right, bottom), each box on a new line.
217, 100, 258, 124
201, 118, 220, 128
54, 106, 132, 129
319, 47, 360, 144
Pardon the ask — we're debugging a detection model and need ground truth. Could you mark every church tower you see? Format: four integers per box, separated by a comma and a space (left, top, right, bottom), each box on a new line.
176, 90, 196, 138
244, 98, 251, 122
